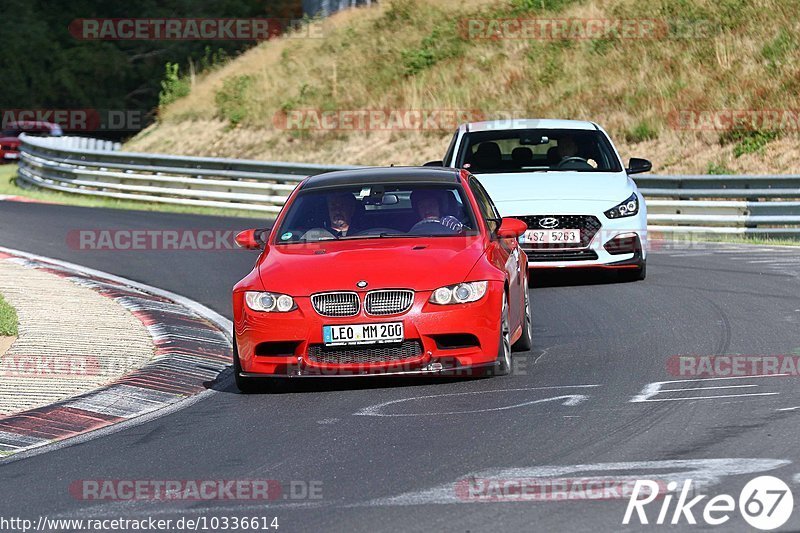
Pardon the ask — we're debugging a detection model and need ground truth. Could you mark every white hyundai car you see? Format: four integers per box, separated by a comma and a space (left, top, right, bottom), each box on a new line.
429, 119, 651, 281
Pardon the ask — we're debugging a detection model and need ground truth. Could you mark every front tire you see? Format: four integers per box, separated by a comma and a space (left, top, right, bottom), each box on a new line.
620, 260, 646, 282
512, 278, 533, 352
492, 293, 513, 376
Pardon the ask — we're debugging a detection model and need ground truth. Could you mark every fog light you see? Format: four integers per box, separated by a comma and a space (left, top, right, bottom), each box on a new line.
604, 233, 640, 255
426, 362, 444, 371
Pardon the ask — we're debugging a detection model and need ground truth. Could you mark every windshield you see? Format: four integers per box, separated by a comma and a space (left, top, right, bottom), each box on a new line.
275, 183, 479, 244
456, 128, 623, 173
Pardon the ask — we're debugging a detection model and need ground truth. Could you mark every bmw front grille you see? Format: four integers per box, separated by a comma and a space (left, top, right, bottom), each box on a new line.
310, 290, 414, 317
364, 290, 414, 316
311, 292, 360, 317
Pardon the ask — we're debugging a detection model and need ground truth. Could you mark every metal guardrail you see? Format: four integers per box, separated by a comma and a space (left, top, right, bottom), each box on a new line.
635, 175, 800, 236
15, 135, 800, 236
17, 134, 359, 213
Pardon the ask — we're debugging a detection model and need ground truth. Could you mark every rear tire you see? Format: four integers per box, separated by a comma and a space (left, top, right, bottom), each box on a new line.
233, 337, 262, 394
512, 279, 533, 352
492, 294, 513, 376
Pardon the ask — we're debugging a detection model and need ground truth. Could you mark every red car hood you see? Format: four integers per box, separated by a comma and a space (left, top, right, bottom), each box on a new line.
257, 237, 487, 296
0, 137, 20, 146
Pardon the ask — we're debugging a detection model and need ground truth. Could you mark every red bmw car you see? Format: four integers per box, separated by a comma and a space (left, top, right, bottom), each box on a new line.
0, 121, 63, 162
232, 167, 531, 392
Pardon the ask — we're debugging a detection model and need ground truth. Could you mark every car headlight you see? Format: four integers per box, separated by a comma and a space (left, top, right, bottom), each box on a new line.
245, 291, 295, 312
604, 193, 639, 219
429, 281, 488, 305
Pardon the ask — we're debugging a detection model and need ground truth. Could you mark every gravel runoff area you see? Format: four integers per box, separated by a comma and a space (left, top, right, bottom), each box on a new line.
0, 256, 155, 415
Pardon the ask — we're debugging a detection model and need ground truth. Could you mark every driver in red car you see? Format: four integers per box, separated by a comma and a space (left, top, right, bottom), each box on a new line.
410, 189, 464, 233
327, 192, 359, 237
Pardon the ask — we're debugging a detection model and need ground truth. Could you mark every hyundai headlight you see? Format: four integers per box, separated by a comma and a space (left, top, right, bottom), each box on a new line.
429, 281, 488, 305
604, 193, 639, 219
245, 291, 296, 312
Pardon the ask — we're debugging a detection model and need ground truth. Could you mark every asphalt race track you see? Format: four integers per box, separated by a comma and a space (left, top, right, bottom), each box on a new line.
1, 201, 800, 532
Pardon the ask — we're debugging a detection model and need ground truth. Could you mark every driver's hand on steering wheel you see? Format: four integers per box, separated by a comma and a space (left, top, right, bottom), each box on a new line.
422, 215, 463, 232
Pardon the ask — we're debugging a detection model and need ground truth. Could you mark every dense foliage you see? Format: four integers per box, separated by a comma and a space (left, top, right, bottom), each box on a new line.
0, 0, 302, 133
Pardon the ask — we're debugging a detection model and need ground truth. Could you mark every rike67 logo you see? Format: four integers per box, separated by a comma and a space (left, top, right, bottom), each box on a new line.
623, 476, 793, 530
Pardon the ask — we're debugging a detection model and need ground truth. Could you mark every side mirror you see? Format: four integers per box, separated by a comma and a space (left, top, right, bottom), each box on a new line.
496, 217, 527, 239
424, 160, 444, 167
235, 229, 266, 250
626, 158, 652, 175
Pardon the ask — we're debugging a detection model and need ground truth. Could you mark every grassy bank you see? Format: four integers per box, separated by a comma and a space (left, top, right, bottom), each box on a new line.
658, 233, 800, 247
0, 293, 17, 337
126, 0, 800, 173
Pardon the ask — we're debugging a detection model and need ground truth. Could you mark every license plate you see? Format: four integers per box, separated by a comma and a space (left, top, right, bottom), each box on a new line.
323, 322, 404, 346
521, 229, 581, 244
3, 153, 19, 160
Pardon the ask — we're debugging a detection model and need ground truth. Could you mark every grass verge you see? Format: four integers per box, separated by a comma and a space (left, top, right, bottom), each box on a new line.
0, 165, 272, 219
0, 293, 18, 337
126, 0, 800, 173
660, 233, 800, 247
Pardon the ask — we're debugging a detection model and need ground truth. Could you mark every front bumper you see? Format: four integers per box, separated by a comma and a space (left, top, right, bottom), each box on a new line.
239, 361, 500, 378
233, 284, 504, 377
520, 213, 647, 269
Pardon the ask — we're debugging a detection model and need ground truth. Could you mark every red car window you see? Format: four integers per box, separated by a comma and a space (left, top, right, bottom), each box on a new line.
275, 183, 479, 244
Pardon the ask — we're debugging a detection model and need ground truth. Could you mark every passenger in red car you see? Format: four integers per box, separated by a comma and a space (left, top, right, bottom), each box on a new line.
410, 189, 464, 233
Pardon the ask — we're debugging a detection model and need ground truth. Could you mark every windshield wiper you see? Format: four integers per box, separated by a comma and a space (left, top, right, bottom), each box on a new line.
338, 233, 421, 240
378, 233, 426, 238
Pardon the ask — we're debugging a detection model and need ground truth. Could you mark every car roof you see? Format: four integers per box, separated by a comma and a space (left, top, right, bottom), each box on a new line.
301, 166, 462, 190
464, 118, 598, 132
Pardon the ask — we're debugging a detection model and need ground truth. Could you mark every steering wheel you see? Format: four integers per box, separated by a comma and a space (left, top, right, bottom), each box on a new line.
300, 227, 336, 241
556, 156, 592, 169
408, 219, 458, 235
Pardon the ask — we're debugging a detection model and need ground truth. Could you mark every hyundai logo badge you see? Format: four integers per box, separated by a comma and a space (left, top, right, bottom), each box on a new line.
539, 217, 559, 229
